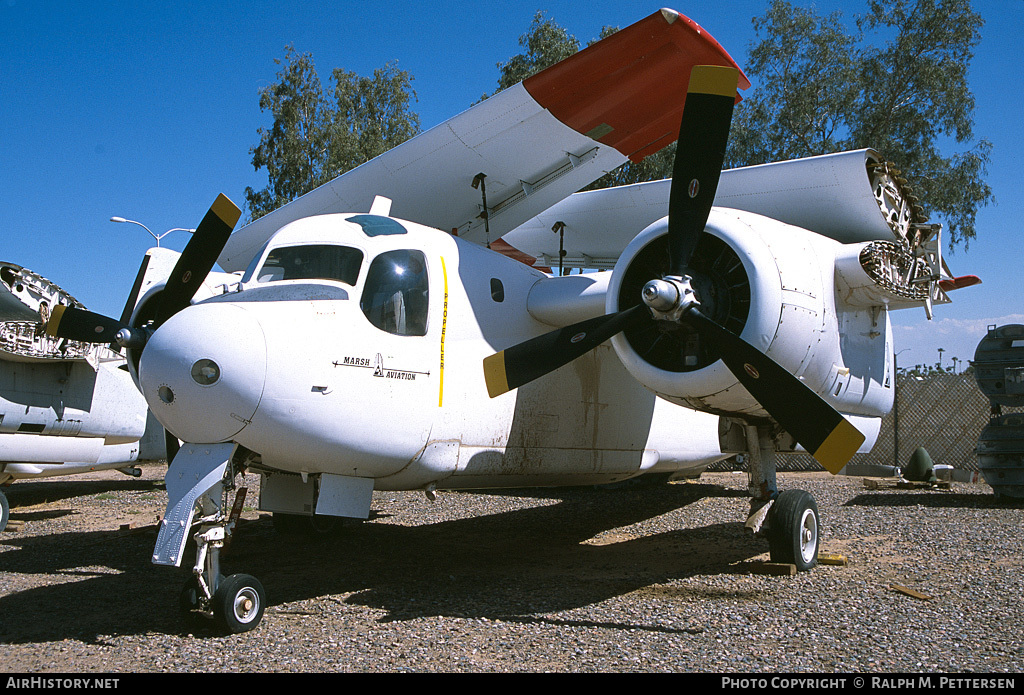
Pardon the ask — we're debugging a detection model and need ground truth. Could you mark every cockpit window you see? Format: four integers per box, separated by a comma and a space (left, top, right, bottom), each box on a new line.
346, 214, 408, 237
360, 249, 429, 336
256, 245, 363, 285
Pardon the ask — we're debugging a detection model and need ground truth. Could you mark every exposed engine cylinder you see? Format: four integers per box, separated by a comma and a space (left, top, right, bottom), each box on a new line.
607, 208, 839, 418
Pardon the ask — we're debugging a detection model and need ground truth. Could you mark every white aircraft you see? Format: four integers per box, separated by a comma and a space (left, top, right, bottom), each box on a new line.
45, 8, 976, 633
0, 260, 176, 533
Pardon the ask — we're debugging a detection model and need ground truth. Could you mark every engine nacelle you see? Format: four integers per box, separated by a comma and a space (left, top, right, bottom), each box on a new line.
607, 208, 894, 421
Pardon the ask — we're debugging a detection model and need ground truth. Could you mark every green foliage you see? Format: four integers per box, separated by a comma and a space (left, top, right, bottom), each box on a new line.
327, 64, 421, 176
727, 0, 992, 249
726, 2, 860, 165
245, 46, 331, 221
480, 11, 580, 100
245, 46, 420, 222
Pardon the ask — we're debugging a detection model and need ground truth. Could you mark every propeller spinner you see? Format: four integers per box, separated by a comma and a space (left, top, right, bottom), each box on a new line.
482, 65, 864, 474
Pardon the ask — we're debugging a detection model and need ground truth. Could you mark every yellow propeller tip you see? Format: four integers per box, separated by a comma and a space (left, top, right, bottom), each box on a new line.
688, 65, 740, 98
44, 304, 66, 338
211, 193, 242, 229
482, 351, 510, 398
813, 419, 866, 474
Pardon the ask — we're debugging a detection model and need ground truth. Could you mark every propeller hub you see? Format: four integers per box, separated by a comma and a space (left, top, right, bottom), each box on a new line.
115, 326, 149, 350
642, 278, 679, 311
642, 275, 699, 323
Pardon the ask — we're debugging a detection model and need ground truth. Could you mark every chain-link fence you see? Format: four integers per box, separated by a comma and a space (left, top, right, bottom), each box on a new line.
710, 371, 1010, 473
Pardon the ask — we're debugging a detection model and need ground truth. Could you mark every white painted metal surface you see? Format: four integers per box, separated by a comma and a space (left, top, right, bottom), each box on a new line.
501, 149, 916, 266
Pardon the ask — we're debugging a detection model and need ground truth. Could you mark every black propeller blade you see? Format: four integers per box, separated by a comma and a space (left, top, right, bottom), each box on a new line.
156, 194, 240, 325
667, 65, 738, 276
685, 309, 864, 473
109, 252, 152, 352
45, 305, 127, 344
483, 305, 647, 398
46, 194, 241, 348
481, 64, 865, 473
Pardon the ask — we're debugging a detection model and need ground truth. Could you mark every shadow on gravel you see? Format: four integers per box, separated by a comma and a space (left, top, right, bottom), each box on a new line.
845, 490, 1024, 510
0, 481, 765, 642
4, 474, 164, 511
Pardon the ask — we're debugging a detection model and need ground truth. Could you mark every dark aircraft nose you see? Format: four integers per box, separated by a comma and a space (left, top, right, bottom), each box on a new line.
138, 302, 267, 444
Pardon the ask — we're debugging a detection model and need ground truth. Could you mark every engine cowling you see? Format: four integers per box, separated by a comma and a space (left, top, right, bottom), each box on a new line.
607, 208, 848, 418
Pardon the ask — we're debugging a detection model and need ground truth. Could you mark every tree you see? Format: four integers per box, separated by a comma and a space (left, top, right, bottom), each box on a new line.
727, 0, 992, 250
244, 46, 331, 221
325, 64, 421, 179
245, 48, 420, 222
725, 2, 860, 166
483, 11, 579, 98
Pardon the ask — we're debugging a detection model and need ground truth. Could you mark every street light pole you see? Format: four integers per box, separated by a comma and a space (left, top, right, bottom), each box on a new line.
110, 217, 194, 247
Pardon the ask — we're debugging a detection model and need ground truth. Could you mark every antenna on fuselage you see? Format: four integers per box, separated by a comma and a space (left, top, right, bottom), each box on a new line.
369, 196, 393, 216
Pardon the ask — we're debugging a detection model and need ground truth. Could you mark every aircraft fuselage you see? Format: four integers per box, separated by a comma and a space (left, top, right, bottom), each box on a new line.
136, 213, 726, 492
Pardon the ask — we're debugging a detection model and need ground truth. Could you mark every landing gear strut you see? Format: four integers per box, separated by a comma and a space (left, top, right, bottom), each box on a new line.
738, 422, 819, 571
179, 514, 266, 633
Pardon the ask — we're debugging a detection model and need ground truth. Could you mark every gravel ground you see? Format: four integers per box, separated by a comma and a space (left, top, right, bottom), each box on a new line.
1, 464, 1022, 674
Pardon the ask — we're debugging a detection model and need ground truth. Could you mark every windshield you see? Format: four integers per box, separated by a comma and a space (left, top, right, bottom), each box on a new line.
255, 244, 364, 285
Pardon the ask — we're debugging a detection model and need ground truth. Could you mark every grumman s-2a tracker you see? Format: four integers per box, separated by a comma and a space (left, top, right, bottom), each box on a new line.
46, 8, 974, 632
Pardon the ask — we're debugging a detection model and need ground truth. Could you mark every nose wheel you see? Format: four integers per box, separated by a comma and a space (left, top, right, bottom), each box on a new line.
178, 521, 268, 633
213, 573, 266, 633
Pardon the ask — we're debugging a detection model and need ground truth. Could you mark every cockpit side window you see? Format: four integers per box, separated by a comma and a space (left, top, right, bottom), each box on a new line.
359, 249, 429, 337
257, 245, 363, 285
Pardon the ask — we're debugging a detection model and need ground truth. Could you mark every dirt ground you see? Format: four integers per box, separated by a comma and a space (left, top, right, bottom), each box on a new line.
2, 463, 1022, 673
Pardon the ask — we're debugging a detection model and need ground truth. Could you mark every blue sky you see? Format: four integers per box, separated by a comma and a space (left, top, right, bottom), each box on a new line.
2, 0, 1019, 372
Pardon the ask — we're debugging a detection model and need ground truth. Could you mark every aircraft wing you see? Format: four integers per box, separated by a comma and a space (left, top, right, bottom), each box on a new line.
217, 8, 749, 272
500, 149, 925, 268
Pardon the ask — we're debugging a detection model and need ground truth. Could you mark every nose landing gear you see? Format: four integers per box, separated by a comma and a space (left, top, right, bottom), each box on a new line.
155, 442, 267, 633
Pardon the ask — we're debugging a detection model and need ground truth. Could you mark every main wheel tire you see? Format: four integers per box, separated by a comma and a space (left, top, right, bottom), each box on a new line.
0, 490, 9, 533
213, 573, 266, 633
768, 489, 819, 571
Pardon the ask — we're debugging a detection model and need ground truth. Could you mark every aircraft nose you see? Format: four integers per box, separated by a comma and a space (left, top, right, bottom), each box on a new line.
139, 302, 267, 444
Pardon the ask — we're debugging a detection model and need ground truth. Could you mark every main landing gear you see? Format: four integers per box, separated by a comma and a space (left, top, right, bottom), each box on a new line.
739, 422, 820, 571
154, 442, 267, 633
